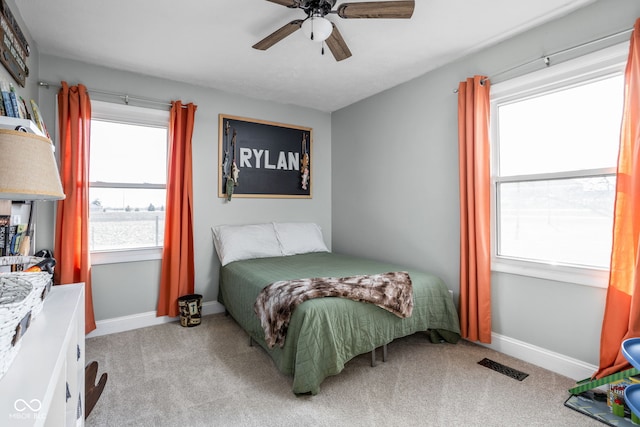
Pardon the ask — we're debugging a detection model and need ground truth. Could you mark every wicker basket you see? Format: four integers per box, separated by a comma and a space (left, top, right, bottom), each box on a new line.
0, 256, 53, 318
0, 275, 35, 379
0, 256, 54, 379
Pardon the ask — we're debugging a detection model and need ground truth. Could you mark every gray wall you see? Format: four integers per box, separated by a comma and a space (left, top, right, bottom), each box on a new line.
35, 55, 332, 320
0, 1, 46, 256
0, 1, 39, 113
15, 0, 639, 369
331, 0, 640, 367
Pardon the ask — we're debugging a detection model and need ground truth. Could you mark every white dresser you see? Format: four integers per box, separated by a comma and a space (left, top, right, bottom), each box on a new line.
0, 283, 85, 426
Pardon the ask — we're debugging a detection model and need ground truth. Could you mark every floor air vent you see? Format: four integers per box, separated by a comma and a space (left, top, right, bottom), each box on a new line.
478, 358, 529, 381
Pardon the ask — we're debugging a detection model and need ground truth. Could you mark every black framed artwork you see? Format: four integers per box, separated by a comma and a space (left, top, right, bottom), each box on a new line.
218, 114, 312, 199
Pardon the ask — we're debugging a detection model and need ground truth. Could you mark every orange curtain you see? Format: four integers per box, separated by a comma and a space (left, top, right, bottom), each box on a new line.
157, 101, 197, 317
457, 76, 492, 343
55, 82, 96, 334
595, 19, 640, 379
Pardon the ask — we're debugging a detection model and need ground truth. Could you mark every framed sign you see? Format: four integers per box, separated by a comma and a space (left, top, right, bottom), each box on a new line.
0, 1, 29, 87
218, 114, 312, 199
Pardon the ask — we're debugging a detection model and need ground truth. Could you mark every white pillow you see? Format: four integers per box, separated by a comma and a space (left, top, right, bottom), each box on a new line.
212, 223, 283, 266
273, 222, 329, 256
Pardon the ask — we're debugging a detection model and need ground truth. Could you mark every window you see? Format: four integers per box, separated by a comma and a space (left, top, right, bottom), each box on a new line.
89, 101, 169, 263
490, 44, 627, 286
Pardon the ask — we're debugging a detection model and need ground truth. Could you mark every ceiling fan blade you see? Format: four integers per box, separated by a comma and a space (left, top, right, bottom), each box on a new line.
253, 20, 303, 51
265, 0, 300, 7
337, 1, 415, 19
325, 23, 352, 62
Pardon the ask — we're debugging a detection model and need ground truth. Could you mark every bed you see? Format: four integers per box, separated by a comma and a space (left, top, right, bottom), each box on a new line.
214, 222, 461, 395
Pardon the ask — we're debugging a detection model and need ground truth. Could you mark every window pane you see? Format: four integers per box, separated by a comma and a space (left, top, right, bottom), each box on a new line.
90, 120, 167, 184
89, 188, 165, 251
497, 176, 615, 268
497, 75, 623, 176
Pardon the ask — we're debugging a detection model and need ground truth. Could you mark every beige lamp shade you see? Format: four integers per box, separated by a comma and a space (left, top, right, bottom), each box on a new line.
0, 129, 65, 200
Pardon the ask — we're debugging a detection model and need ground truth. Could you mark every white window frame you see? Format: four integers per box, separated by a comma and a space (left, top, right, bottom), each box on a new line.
89, 100, 169, 265
490, 43, 628, 288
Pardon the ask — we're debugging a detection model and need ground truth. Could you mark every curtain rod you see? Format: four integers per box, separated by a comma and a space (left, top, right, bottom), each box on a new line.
453, 26, 633, 93
38, 81, 172, 108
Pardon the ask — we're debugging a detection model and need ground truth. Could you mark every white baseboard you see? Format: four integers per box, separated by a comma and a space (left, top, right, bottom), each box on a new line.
87, 306, 598, 382
86, 300, 226, 338
477, 332, 598, 381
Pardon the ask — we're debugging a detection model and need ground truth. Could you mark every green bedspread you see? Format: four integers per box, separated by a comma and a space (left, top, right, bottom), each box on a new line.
218, 252, 461, 395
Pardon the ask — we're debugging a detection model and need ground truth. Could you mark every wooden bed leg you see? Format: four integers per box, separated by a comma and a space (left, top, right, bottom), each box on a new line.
382, 344, 387, 362
371, 349, 377, 367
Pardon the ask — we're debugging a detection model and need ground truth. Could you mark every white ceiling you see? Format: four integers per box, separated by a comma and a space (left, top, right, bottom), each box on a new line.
15, 0, 597, 112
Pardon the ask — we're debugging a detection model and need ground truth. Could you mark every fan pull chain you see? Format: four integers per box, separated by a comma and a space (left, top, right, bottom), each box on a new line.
321, 42, 325, 55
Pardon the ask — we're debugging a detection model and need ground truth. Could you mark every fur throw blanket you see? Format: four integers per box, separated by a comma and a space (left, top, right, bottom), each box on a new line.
254, 271, 413, 348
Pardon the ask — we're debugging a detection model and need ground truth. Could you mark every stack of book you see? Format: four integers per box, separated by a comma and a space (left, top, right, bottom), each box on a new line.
0, 79, 49, 138
0, 201, 32, 271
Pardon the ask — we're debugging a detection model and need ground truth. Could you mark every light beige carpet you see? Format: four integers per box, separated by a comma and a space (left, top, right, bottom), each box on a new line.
85, 313, 599, 426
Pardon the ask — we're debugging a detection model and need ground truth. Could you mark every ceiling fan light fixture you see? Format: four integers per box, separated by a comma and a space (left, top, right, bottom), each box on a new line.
301, 15, 332, 42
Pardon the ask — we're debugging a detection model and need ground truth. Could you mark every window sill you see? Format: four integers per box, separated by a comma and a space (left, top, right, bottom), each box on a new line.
492, 257, 608, 288
91, 247, 162, 265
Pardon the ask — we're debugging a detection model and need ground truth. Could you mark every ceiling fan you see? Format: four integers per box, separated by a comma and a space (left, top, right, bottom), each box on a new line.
253, 0, 415, 61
